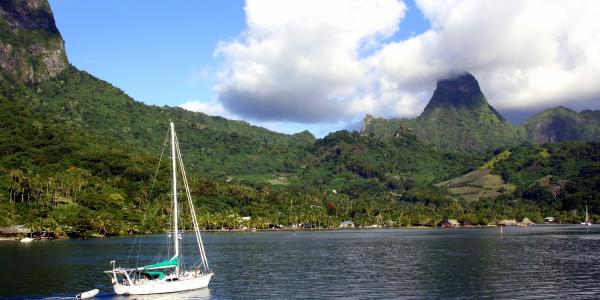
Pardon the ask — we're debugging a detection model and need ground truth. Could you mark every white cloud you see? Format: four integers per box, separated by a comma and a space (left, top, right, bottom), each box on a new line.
180, 99, 232, 118
205, 0, 600, 136
214, 0, 407, 123
375, 0, 600, 112
186, 67, 214, 86
180, 99, 349, 137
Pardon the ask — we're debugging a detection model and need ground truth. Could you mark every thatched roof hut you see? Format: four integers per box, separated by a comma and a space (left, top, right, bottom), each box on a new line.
0, 225, 31, 236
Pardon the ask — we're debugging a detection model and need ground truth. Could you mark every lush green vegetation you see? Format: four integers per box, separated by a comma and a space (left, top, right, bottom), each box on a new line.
1, 1, 599, 237
2, 67, 598, 236
0, 70, 488, 236
362, 74, 527, 151
493, 141, 600, 222
524, 106, 600, 144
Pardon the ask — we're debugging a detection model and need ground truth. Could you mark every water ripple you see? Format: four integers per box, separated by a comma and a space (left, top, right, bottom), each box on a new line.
1, 225, 599, 299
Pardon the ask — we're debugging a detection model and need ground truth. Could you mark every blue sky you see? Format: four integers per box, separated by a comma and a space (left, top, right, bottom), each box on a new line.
49, 0, 246, 107
49, 0, 600, 136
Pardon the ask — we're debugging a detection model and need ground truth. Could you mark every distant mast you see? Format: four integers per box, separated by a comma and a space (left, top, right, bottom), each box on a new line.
171, 121, 179, 274
586, 204, 591, 226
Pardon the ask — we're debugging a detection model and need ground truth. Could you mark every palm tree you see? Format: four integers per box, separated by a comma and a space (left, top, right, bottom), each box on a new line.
8, 169, 23, 204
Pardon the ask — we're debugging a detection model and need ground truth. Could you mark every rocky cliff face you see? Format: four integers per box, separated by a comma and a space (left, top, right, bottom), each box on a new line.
0, 0, 68, 83
419, 73, 505, 121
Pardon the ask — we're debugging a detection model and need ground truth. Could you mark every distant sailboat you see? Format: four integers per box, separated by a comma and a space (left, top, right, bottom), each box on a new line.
105, 122, 212, 295
581, 204, 592, 226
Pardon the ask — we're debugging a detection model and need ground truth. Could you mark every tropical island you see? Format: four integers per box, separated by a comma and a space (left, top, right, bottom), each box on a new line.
1, 0, 599, 238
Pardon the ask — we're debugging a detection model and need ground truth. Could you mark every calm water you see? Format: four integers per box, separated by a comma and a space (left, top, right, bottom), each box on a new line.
1, 225, 599, 299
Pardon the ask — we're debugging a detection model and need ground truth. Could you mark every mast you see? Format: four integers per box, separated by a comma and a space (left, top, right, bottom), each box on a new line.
170, 121, 179, 272
586, 204, 589, 223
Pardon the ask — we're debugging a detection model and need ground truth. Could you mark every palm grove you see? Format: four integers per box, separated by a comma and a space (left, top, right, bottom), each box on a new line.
1, 0, 599, 237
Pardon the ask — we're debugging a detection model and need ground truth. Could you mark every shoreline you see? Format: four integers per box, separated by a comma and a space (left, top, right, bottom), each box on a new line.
0, 226, 466, 241
0, 223, 581, 241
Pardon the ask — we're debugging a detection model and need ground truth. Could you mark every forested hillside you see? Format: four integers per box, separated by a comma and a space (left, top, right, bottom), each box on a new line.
1, 0, 599, 237
524, 107, 600, 144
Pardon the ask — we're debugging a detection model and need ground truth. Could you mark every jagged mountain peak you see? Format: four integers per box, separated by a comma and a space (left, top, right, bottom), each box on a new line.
420, 72, 505, 122
436, 73, 479, 95
411, 73, 521, 151
0, 0, 68, 83
0, 0, 59, 33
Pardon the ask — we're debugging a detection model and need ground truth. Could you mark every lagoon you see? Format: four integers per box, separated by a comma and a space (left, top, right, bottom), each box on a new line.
1, 225, 599, 299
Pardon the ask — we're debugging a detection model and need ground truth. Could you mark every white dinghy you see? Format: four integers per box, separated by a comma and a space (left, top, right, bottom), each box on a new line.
76, 288, 99, 299
105, 122, 212, 295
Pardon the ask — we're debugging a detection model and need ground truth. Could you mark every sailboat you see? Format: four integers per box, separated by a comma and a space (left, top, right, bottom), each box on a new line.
105, 122, 213, 295
581, 204, 592, 226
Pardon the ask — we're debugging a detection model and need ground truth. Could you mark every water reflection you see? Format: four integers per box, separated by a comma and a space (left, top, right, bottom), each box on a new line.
0, 225, 599, 299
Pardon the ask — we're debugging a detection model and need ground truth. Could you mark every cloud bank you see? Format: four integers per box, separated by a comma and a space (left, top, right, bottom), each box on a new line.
184, 0, 600, 134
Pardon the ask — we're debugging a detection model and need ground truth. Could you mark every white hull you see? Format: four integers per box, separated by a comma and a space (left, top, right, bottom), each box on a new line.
113, 273, 212, 295
76, 288, 99, 299
20, 237, 34, 243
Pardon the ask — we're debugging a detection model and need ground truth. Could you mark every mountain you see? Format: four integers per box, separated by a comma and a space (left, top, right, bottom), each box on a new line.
362, 73, 526, 151
492, 141, 600, 220
0, 0, 313, 180
0, 0, 67, 83
0, 0, 321, 235
524, 106, 600, 144
360, 114, 411, 139
302, 130, 484, 194
1, 0, 599, 234
414, 73, 526, 151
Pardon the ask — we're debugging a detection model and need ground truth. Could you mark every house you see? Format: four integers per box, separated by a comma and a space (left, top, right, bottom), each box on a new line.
441, 219, 460, 228
0, 225, 30, 237
339, 220, 354, 228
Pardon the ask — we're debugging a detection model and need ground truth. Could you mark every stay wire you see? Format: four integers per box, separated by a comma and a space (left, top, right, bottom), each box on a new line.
125, 128, 170, 267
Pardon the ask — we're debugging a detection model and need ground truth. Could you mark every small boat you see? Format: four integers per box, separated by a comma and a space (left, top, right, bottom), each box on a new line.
19, 237, 34, 243
105, 122, 212, 295
76, 288, 99, 299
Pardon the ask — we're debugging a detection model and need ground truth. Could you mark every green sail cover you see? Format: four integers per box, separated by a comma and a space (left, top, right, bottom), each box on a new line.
142, 256, 178, 270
